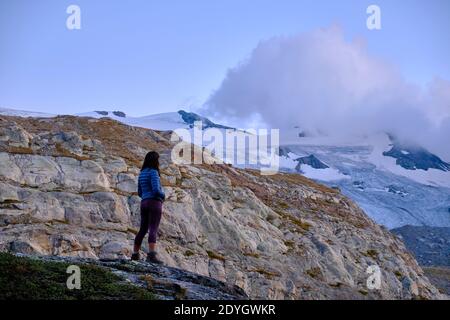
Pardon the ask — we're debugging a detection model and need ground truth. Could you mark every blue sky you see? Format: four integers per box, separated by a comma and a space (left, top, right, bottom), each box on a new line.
0, 0, 449, 116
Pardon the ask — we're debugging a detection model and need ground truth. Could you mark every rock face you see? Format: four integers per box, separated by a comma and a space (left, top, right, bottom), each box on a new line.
383, 143, 450, 171
295, 155, 329, 172
0, 115, 446, 300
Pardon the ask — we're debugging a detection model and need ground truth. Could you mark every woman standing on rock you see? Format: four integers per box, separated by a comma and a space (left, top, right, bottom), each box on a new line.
132, 151, 165, 264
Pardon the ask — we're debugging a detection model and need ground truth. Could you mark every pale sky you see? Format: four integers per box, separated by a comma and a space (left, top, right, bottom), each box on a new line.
0, 0, 449, 116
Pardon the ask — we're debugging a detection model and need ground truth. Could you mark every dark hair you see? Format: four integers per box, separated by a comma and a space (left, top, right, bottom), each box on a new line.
141, 151, 160, 174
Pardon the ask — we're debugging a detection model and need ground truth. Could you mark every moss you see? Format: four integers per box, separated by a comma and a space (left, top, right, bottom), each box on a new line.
0, 199, 22, 204
329, 282, 343, 288
394, 270, 403, 279
0, 252, 156, 300
206, 250, 225, 262
127, 227, 139, 235
364, 249, 379, 260
291, 218, 311, 232
277, 210, 312, 232
305, 267, 323, 279
82, 145, 95, 152
5, 146, 35, 155
46, 219, 70, 225
184, 250, 195, 257
174, 285, 188, 300
55, 143, 90, 161
242, 252, 260, 258
251, 268, 280, 278
359, 289, 369, 296
139, 274, 154, 290
284, 240, 296, 250
277, 201, 290, 210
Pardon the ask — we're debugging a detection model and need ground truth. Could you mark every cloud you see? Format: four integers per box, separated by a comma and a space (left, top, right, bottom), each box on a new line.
203, 27, 450, 160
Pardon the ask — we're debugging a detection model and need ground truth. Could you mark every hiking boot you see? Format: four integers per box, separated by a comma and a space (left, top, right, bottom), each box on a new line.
131, 252, 140, 261
146, 251, 163, 264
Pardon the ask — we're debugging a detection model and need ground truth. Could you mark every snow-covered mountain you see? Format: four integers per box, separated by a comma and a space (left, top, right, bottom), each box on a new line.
278, 132, 450, 229
0, 108, 234, 131
0, 107, 54, 118
75, 110, 234, 131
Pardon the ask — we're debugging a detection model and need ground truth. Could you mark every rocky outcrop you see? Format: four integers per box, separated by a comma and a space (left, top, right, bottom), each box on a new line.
11, 253, 248, 300
0, 115, 446, 300
295, 155, 329, 172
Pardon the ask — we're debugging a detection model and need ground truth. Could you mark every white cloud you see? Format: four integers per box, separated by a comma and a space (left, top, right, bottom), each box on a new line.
203, 27, 450, 160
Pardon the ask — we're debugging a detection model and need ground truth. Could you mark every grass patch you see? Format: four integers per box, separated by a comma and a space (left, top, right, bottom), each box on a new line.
359, 289, 368, 296
305, 267, 323, 279
394, 270, 403, 280
277, 211, 312, 232
329, 282, 343, 288
364, 249, 379, 260
284, 240, 296, 250
251, 268, 280, 278
55, 143, 90, 161
206, 250, 225, 262
184, 250, 195, 257
126, 227, 139, 235
277, 201, 290, 210
242, 251, 260, 258
5, 146, 34, 155
0, 252, 156, 300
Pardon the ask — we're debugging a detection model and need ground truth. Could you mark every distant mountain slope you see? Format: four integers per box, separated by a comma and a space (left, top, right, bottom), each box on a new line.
391, 226, 450, 267
0, 107, 54, 118
75, 110, 236, 131
383, 139, 450, 172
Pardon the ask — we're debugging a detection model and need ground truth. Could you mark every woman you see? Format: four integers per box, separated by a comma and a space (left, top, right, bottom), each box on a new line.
131, 151, 165, 264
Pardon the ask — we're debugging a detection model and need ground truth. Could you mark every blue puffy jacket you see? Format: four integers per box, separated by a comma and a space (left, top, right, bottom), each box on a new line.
138, 168, 165, 201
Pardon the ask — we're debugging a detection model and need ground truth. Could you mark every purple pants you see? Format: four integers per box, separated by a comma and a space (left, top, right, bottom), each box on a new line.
134, 199, 163, 245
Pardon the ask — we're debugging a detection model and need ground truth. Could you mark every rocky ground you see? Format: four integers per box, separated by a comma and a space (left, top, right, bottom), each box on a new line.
0, 252, 247, 300
0, 114, 447, 299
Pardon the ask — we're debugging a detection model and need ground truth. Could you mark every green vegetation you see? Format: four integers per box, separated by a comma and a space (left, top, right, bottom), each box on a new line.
0, 252, 156, 300
364, 249, 379, 260
358, 289, 369, 296
184, 250, 195, 257
242, 251, 261, 259
251, 268, 281, 279
394, 270, 403, 280
277, 201, 290, 210
206, 250, 225, 262
305, 267, 323, 279
283, 240, 296, 250
328, 282, 343, 288
276, 210, 312, 233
